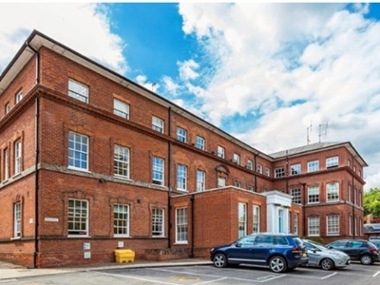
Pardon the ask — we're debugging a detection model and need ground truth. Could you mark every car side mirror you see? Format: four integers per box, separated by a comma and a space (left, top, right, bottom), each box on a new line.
235, 242, 242, 247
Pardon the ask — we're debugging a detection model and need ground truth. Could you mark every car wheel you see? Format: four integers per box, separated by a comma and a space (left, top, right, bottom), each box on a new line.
360, 254, 373, 265
320, 258, 334, 270
269, 256, 287, 273
213, 253, 228, 268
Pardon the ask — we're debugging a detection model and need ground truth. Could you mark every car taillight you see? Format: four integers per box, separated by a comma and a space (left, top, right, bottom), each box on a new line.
292, 246, 302, 254
369, 247, 378, 253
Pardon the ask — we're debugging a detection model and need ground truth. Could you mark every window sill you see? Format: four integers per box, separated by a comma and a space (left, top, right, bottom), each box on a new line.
68, 166, 91, 173
11, 237, 21, 240
114, 235, 130, 238
114, 175, 131, 180
68, 235, 91, 238
174, 242, 188, 245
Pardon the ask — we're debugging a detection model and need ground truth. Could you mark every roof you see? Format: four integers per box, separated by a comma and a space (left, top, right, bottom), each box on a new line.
269, 141, 368, 167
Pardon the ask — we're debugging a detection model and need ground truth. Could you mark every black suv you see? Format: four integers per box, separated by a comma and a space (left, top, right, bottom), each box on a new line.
210, 233, 308, 273
326, 239, 379, 265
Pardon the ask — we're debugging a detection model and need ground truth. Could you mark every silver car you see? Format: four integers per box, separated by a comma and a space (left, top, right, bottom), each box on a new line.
303, 239, 351, 270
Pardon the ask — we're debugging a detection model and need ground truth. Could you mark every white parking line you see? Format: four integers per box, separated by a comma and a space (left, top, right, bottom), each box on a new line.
98, 271, 181, 285
374, 271, 380, 277
151, 267, 286, 283
193, 277, 228, 284
321, 272, 337, 279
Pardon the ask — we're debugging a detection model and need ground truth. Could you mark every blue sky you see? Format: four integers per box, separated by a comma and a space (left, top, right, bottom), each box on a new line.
1, 2, 380, 190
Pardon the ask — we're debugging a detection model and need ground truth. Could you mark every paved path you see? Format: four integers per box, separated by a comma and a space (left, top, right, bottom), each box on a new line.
0, 259, 212, 281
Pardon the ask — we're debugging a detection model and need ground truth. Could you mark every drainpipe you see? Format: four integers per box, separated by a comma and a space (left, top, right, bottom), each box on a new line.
190, 194, 195, 258
167, 107, 172, 248
26, 41, 40, 268
285, 150, 289, 194
253, 152, 259, 191
33, 96, 40, 268
352, 155, 356, 239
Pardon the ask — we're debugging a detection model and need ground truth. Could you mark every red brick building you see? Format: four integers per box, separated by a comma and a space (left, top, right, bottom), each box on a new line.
0, 30, 367, 268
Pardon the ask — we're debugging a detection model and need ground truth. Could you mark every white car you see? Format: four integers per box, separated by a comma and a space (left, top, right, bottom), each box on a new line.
303, 239, 351, 270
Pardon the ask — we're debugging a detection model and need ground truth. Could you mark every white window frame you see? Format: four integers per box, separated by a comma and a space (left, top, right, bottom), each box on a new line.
256, 163, 262, 173
113, 98, 130, 119
217, 146, 225, 158
274, 167, 285, 178
113, 204, 129, 237
348, 215, 352, 236
234, 180, 242, 188
195, 136, 205, 150
247, 160, 253, 170
326, 156, 339, 168
252, 205, 260, 234
68, 131, 89, 171
307, 160, 319, 172
15, 90, 23, 103
114, 145, 130, 178
3, 148, 9, 180
291, 188, 301, 204
291, 164, 301, 175
176, 127, 187, 143
14, 140, 22, 175
5, 103, 11, 114
355, 217, 358, 236
217, 177, 226, 188
196, 170, 205, 192
68, 199, 89, 236
175, 208, 188, 243
326, 182, 339, 202
177, 164, 187, 191
152, 116, 164, 133
308, 186, 320, 204
348, 184, 352, 202
233, 153, 240, 165
152, 157, 164, 185
68, 79, 89, 103
14, 202, 21, 238
238, 202, 247, 238
308, 216, 320, 236
293, 213, 299, 235
152, 208, 165, 237
327, 214, 339, 236
265, 167, 270, 177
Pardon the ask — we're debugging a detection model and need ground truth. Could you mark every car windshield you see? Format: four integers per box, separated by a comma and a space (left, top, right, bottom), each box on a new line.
368, 241, 378, 248
304, 240, 327, 251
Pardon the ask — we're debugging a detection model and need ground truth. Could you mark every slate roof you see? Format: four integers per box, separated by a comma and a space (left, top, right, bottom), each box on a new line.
269, 141, 368, 166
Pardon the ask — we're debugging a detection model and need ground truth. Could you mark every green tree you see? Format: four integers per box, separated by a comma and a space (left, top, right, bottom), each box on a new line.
363, 188, 380, 217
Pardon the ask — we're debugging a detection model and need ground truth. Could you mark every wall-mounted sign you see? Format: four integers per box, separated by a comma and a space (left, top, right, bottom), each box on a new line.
44, 217, 59, 222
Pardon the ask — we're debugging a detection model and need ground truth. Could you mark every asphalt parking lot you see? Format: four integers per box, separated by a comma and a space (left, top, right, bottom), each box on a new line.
2, 261, 380, 285
96, 262, 380, 285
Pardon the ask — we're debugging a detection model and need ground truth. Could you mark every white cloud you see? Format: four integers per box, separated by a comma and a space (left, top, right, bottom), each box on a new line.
136, 74, 159, 92
178, 3, 380, 190
0, 3, 127, 74
162, 76, 180, 96
178, 59, 199, 81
